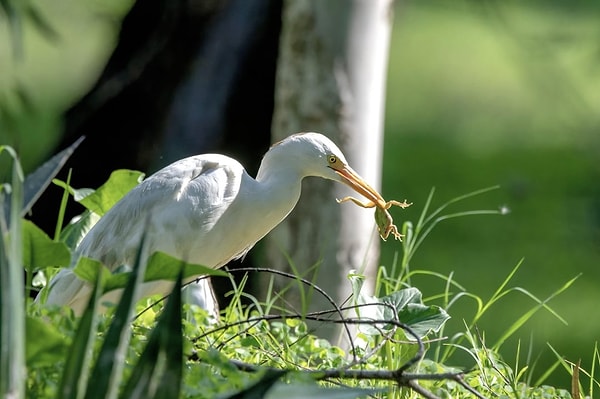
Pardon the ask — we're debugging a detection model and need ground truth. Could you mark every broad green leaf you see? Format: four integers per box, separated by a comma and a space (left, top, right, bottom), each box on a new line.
120, 270, 184, 399
25, 316, 68, 367
348, 271, 450, 339
22, 219, 71, 272
380, 287, 450, 339
71, 188, 94, 202
77, 170, 144, 216
59, 210, 101, 250
103, 251, 227, 294
398, 304, 450, 340
53, 169, 143, 216
145, 251, 228, 280
380, 287, 450, 340
380, 287, 423, 316
72, 257, 111, 285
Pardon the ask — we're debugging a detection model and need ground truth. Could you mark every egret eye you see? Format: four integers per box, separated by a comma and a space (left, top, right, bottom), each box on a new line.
328, 155, 338, 165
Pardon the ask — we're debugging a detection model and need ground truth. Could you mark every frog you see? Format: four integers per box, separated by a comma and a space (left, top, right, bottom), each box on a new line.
336, 195, 412, 241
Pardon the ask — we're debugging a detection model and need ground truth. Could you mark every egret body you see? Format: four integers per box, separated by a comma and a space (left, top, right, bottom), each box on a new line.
41, 133, 389, 315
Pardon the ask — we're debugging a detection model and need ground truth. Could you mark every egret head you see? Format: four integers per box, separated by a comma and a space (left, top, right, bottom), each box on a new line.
266, 132, 386, 207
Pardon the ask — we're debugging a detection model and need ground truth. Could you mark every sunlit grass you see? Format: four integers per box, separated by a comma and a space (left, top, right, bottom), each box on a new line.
1, 147, 590, 398
2, 2, 600, 394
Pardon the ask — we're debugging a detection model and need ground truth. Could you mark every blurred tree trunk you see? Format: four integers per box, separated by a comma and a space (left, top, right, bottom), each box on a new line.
267, 0, 393, 344
38, 0, 280, 234
30, 0, 282, 308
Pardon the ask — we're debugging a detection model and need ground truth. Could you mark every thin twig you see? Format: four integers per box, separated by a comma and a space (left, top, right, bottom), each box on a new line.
407, 380, 441, 399
134, 265, 488, 398
218, 355, 490, 399
229, 267, 359, 359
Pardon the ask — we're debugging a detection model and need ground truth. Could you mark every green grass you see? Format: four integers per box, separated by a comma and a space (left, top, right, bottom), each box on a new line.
381, 1, 600, 388
3, 0, 600, 395
5, 154, 597, 398
380, 133, 599, 388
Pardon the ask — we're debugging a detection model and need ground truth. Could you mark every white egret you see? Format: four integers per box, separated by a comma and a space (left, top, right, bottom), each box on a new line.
40, 132, 392, 316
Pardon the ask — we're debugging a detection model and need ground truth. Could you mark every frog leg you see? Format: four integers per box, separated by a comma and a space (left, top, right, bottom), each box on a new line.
385, 199, 413, 210
336, 196, 377, 209
388, 224, 402, 240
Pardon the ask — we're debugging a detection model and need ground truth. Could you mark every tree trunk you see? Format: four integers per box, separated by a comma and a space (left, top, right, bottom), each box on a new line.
267, 0, 393, 344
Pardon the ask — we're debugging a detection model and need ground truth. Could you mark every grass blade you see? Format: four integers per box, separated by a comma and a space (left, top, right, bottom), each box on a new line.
1, 136, 84, 222
0, 146, 25, 399
493, 275, 578, 349
401, 185, 503, 270
56, 270, 103, 399
84, 230, 149, 399
22, 136, 84, 217
120, 269, 184, 399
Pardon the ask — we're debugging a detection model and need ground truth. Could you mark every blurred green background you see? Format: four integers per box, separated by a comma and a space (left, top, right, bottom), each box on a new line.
0, 0, 131, 172
1, 0, 599, 388
381, 1, 600, 387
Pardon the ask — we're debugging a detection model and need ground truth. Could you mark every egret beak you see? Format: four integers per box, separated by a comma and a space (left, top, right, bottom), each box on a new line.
333, 166, 386, 208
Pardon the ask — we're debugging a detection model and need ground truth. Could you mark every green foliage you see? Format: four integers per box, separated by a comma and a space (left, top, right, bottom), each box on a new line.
349, 273, 450, 339
25, 316, 68, 368
84, 234, 149, 399
0, 144, 25, 399
22, 219, 70, 272
71, 251, 227, 296
120, 271, 184, 399
54, 169, 145, 217
8, 136, 82, 221
382, 3, 600, 384
57, 267, 103, 399
3, 147, 596, 399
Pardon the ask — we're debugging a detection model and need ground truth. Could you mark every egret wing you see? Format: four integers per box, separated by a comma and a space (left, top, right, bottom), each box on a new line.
40, 154, 245, 314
